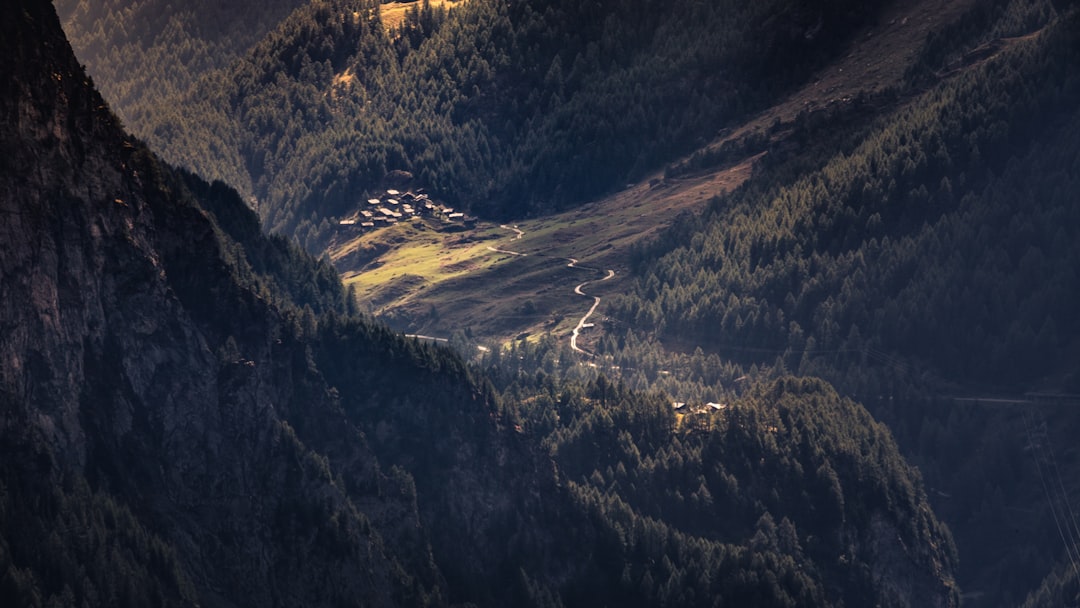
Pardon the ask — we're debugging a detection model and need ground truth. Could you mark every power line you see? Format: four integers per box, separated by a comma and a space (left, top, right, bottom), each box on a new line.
1023, 409, 1080, 578
1037, 409, 1080, 576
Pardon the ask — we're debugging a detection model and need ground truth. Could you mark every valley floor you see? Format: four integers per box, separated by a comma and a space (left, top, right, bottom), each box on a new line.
331, 0, 997, 353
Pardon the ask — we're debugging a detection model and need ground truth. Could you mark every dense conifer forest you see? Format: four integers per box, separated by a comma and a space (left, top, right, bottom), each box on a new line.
2, 1, 962, 606
594, 0, 1080, 602
455, 0, 1080, 603
6, 0, 1079, 605
611, 0, 1080, 392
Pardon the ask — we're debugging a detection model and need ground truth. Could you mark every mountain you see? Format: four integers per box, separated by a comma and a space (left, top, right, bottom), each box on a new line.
0, 2, 441, 604
51, 0, 1080, 604
53, 0, 307, 131
598, 0, 1080, 602
0, 1, 959, 607
284, 0, 1080, 603
610, 0, 1080, 391
59, 0, 895, 248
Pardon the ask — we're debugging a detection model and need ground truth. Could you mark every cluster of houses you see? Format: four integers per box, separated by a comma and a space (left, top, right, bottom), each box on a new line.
672, 401, 727, 412
338, 189, 476, 231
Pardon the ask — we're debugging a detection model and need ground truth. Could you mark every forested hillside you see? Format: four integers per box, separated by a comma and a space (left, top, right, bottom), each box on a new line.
612, 0, 1079, 392
511, 374, 958, 607
55, 0, 306, 129
1, 1, 958, 606
34, 0, 1080, 605
595, 0, 1080, 602
61, 0, 892, 248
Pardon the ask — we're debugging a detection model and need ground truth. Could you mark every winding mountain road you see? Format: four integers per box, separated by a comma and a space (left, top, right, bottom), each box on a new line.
568, 260, 616, 355
485, 225, 527, 256
487, 225, 615, 355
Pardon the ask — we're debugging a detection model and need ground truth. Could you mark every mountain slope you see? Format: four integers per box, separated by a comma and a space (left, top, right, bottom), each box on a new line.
598, 0, 1080, 602
2, 1, 959, 607
610, 0, 1080, 391
1, 3, 436, 605
61, 0, 896, 246
54, 0, 307, 131
299, 0, 982, 347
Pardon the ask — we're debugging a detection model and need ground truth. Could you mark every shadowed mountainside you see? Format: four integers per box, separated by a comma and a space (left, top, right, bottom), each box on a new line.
0, 1, 959, 606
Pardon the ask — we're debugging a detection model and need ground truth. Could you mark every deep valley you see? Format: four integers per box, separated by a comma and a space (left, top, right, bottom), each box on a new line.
1, 0, 1078, 606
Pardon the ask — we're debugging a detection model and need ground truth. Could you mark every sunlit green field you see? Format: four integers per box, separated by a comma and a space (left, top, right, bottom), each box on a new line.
379, 0, 455, 31
329, 157, 753, 345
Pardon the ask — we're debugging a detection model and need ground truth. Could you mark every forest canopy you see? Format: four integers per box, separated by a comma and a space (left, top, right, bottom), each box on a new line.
60, 0, 891, 249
